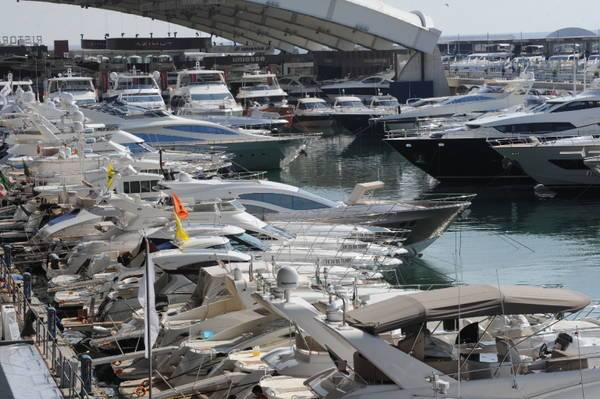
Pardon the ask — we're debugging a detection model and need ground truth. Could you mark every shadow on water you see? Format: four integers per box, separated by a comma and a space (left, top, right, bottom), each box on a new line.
270, 135, 600, 297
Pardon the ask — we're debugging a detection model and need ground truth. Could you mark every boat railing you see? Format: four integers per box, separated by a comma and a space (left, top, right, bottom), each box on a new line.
217, 170, 268, 180
418, 193, 478, 203
0, 248, 94, 399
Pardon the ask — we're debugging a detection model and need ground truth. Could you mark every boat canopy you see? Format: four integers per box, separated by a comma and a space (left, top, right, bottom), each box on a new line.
346, 284, 590, 334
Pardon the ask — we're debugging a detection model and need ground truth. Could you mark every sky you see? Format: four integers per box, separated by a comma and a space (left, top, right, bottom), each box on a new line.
3, 0, 600, 46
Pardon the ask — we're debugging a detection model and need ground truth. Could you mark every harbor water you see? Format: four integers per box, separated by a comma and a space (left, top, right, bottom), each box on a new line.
270, 134, 600, 299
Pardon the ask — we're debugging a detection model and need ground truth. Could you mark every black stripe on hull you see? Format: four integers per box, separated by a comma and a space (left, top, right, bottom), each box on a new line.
385, 137, 535, 184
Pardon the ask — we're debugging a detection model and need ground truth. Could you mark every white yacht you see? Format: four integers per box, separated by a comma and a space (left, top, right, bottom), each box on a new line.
332, 96, 392, 134
105, 70, 166, 110
278, 76, 323, 103
169, 67, 243, 116
236, 71, 288, 108
81, 104, 307, 171
493, 136, 600, 194
373, 76, 534, 133
321, 71, 393, 101
158, 174, 471, 255
449, 52, 512, 74
292, 97, 334, 132
385, 82, 600, 183
263, 276, 600, 399
0, 76, 34, 108
46, 70, 97, 106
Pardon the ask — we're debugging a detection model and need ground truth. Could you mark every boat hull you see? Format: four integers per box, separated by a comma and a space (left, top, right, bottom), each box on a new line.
385, 137, 534, 184
264, 201, 469, 256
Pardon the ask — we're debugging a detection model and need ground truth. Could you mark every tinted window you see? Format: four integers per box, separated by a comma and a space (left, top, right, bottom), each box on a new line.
552, 101, 600, 113
123, 182, 130, 193
141, 180, 151, 192
493, 123, 576, 133
239, 193, 328, 210
130, 181, 141, 193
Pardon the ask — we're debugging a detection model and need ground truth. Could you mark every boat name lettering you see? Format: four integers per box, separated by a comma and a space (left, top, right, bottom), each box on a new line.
321, 258, 352, 266
1, 36, 43, 46
232, 56, 266, 64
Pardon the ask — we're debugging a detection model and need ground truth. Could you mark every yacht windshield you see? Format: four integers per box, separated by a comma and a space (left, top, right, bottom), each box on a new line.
229, 233, 270, 251
262, 224, 295, 240
124, 142, 154, 154
191, 93, 234, 101
530, 102, 560, 113
117, 77, 158, 90
299, 102, 329, 110
180, 73, 224, 86
122, 95, 164, 104
336, 101, 364, 108
50, 79, 94, 92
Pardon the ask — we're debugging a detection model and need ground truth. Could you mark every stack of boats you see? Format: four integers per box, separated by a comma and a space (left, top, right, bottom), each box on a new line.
25, 79, 597, 398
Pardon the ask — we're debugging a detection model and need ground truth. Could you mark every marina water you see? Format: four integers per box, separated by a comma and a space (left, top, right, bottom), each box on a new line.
270, 134, 600, 298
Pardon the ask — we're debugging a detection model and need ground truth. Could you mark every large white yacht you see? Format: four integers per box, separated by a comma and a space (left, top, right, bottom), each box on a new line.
157, 173, 471, 255
385, 83, 600, 183
46, 70, 97, 106
80, 103, 307, 171
105, 70, 166, 110
321, 71, 394, 101
372, 76, 534, 133
169, 66, 242, 116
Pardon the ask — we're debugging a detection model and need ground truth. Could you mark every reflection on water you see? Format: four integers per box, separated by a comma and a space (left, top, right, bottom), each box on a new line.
270, 135, 600, 298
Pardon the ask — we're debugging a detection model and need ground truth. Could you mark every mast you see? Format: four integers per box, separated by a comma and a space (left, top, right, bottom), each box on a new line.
145, 237, 153, 399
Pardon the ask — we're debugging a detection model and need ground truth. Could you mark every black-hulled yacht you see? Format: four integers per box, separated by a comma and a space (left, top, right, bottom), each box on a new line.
385, 88, 600, 183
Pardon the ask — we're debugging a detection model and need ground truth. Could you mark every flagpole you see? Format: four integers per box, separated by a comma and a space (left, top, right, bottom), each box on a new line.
145, 237, 153, 399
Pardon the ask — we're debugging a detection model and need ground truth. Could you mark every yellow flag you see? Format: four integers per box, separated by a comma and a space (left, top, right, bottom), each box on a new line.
106, 162, 116, 189
174, 212, 189, 242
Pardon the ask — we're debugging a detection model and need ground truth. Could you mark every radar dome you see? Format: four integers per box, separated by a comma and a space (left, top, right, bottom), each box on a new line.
276, 266, 299, 290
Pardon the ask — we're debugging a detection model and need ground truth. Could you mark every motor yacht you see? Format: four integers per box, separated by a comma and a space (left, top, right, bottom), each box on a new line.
46, 69, 97, 106
263, 275, 600, 399
321, 71, 393, 101
80, 103, 308, 171
449, 52, 512, 75
158, 174, 471, 255
492, 136, 600, 195
331, 96, 386, 134
236, 71, 288, 109
292, 97, 334, 133
278, 76, 323, 103
169, 66, 243, 116
385, 84, 600, 183
372, 76, 534, 134
105, 70, 166, 111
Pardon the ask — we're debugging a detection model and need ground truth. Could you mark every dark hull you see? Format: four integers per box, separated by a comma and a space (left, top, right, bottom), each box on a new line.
333, 114, 376, 134
264, 201, 468, 255
385, 137, 534, 184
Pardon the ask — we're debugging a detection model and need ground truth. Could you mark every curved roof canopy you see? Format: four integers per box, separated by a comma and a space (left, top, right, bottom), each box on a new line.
547, 27, 598, 39
346, 284, 590, 334
25, 0, 441, 53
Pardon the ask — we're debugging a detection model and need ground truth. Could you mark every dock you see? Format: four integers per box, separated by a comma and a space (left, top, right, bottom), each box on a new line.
0, 248, 104, 398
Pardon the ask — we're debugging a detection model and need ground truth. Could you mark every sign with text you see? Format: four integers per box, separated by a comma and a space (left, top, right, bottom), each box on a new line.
1, 35, 43, 46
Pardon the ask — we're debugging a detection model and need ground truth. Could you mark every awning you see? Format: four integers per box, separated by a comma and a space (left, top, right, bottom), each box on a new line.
346, 284, 591, 334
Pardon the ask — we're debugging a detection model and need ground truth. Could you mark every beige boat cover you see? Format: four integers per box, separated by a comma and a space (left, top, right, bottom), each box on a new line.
346, 285, 590, 334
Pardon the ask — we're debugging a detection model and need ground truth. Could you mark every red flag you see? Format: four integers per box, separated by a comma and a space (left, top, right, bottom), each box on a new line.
172, 193, 189, 220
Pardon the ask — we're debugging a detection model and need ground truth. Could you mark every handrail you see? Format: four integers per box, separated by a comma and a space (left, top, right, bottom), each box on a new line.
0, 253, 92, 398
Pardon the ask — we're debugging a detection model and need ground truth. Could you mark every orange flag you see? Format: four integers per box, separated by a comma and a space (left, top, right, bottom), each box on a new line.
172, 193, 189, 220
